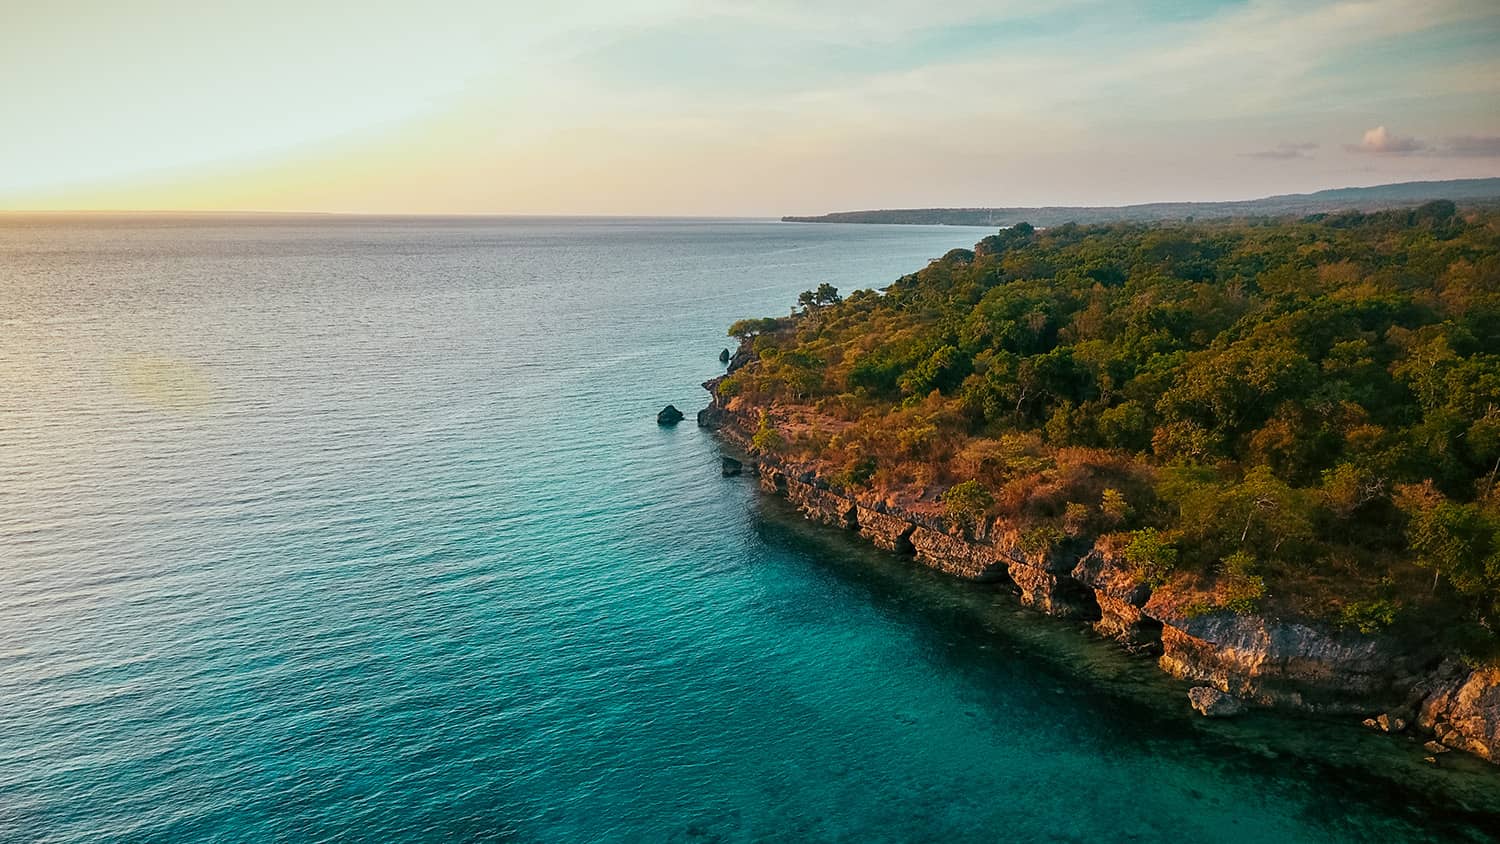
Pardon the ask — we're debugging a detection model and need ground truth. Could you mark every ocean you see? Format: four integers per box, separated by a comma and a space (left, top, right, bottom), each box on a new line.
1, 215, 1496, 842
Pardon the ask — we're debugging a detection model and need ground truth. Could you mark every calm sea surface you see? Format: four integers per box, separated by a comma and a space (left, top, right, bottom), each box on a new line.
1, 216, 1497, 843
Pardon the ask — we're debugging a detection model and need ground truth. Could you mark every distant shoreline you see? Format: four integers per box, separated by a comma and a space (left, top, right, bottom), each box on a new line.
781, 177, 1500, 227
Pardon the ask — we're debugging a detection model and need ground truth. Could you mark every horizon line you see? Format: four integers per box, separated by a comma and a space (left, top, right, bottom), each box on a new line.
0, 209, 790, 221
6, 175, 1498, 220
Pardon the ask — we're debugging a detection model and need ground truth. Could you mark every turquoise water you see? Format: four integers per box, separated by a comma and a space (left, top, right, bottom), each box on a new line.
1, 216, 1496, 842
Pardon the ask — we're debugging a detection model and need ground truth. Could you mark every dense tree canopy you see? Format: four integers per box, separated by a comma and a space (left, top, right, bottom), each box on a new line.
724, 206, 1500, 649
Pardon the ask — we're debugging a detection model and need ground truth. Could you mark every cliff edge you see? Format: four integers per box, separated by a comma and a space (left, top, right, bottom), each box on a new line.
700, 360, 1500, 765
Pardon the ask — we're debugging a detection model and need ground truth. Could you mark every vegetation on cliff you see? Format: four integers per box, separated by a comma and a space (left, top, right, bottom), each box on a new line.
722, 205, 1500, 653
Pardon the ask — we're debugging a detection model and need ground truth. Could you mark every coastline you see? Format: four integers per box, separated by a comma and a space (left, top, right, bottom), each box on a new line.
699, 361, 1500, 767
778, 177, 1500, 227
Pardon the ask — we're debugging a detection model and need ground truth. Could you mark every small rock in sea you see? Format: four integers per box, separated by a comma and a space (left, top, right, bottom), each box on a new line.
1188, 686, 1244, 717
1376, 713, 1407, 733
719, 348, 731, 364
657, 404, 685, 425
721, 456, 743, 477
1362, 718, 1380, 730
1424, 740, 1451, 754
1424, 756, 1438, 765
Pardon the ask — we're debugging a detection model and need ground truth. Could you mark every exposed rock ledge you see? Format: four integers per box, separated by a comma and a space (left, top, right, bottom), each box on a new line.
1145, 602, 1434, 713
1072, 545, 1161, 651
1419, 667, 1500, 763
698, 381, 1498, 764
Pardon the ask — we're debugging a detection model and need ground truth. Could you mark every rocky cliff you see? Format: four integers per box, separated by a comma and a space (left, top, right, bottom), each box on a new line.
1145, 605, 1433, 713
1419, 667, 1500, 763
698, 375, 1498, 765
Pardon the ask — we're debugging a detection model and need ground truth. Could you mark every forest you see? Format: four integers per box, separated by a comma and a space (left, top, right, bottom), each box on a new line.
724, 204, 1500, 652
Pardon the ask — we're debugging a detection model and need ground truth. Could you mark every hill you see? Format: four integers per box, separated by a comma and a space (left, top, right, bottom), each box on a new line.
781, 178, 1500, 227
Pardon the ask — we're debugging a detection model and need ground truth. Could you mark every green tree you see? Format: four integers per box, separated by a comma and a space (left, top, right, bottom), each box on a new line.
728, 317, 780, 340
1100, 488, 1132, 528
1401, 492, 1499, 603
943, 480, 994, 530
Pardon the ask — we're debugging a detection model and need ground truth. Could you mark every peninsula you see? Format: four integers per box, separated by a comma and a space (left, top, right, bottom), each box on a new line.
704, 203, 1500, 764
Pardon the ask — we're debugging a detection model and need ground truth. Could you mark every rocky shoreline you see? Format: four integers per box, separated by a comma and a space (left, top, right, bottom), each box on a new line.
698, 373, 1500, 766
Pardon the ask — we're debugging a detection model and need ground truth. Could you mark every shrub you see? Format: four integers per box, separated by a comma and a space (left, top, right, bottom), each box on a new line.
1100, 488, 1131, 527
1222, 549, 1256, 577
943, 480, 994, 529
896, 423, 938, 457
1338, 599, 1399, 634
833, 456, 877, 490
1220, 553, 1266, 614
1063, 502, 1092, 537
1222, 578, 1266, 614
716, 375, 743, 398
1020, 525, 1066, 556
728, 317, 780, 340
953, 434, 1051, 483
1183, 600, 1216, 619
1124, 528, 1179, 587
750, 412, 785, 455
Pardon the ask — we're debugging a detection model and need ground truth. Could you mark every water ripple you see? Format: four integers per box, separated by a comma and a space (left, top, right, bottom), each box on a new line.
1, 217, 1495, 843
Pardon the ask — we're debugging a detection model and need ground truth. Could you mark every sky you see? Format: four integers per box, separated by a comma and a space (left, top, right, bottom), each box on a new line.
2, 0, 1498, 215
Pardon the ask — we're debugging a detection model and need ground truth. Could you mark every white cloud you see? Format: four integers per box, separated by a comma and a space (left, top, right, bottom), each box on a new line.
1346, 126, 1426, 154
1342, 127, 1500, 157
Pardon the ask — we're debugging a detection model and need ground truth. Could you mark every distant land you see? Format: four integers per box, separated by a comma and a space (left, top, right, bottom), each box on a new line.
782, 177, 1500, 226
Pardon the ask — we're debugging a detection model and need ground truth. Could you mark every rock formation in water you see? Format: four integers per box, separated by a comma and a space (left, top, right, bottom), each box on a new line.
657, 404, 685, 425
1188, 686, 1245, 717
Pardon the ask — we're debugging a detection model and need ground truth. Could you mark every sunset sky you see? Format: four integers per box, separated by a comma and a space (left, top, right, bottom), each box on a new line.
4, 0, 1498, 215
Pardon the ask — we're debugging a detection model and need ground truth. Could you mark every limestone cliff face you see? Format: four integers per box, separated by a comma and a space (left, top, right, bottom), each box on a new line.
784, 475, 857, 530
1420, 668, 1500, 762
987, 531, 1100, 620
1071, 547, 1160, 650
1144, 602, 1432, 713
907, 526, 1011, 582
854, 505, 915, 553
699, 384, 1498, 764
